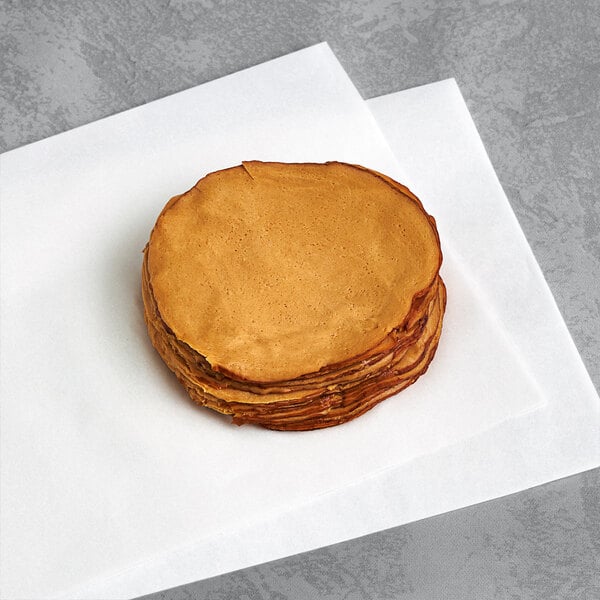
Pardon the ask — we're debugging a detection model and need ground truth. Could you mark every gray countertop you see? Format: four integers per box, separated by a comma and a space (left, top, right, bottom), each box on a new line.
2, 1, 598, 598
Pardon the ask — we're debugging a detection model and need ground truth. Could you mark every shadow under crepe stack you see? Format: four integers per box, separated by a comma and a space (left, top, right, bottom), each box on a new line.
142, 161, 445, 431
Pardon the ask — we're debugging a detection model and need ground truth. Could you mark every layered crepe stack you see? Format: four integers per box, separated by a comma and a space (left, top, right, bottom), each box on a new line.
142, 161, 445, 430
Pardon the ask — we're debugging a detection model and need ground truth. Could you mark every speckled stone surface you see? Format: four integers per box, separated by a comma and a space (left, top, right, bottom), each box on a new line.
139, 469, 600, 600
1, 0, 598, 598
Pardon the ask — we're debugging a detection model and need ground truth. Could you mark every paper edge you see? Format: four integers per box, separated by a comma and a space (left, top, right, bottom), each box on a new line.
368, 79, 600, 408
0, 42, 333, 162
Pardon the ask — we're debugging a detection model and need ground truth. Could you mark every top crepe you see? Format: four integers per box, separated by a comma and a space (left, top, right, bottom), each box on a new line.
146, 161, 442, 382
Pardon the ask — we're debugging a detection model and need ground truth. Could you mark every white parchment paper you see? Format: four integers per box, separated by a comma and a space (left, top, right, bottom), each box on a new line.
85, 74, 600, 600
1, 46, 546, 599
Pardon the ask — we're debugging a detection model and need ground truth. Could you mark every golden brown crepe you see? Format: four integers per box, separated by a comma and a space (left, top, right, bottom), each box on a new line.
142, 161, 445, 430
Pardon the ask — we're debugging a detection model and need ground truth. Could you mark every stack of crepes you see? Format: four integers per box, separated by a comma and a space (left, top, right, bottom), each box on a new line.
142, 161, 445, 431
